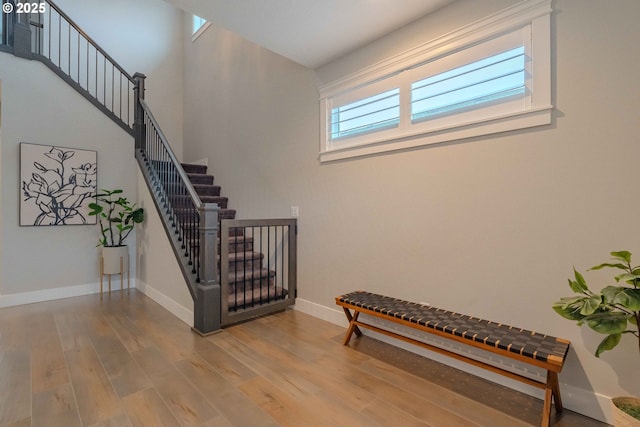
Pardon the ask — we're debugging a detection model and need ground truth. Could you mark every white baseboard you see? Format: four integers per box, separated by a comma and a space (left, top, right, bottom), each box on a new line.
293, 297, 348, 326
0, 279, 136, 308
135, 280, 193, 327
293, 297, 611, 424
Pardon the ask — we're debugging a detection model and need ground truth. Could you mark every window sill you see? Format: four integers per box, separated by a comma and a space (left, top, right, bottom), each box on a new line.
319, 106, 552, 163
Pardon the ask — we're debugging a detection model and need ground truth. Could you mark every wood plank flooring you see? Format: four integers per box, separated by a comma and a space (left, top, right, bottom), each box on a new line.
0, 290, 608, 427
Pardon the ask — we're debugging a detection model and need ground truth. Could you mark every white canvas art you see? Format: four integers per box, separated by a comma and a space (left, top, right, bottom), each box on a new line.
20, 143, 97, 226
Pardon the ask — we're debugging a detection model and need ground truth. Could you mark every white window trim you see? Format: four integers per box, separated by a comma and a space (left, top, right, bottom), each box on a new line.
318, 0, 552, 162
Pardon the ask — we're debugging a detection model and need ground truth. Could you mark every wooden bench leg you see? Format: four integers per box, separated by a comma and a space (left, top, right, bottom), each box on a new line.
541, 371, 563, 427
342, 308, 362, 345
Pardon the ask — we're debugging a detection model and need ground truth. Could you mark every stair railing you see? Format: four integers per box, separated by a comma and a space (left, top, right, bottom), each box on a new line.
134, 74, 221, 335
8, 0, 135, 135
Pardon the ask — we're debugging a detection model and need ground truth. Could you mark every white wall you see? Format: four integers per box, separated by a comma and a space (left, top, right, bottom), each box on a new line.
136, 167, 193, 325
0, 54, 136, 297
182, 0, 640, 423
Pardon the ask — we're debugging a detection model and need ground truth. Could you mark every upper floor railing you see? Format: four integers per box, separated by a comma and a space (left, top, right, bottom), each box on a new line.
2, 0, 135, 134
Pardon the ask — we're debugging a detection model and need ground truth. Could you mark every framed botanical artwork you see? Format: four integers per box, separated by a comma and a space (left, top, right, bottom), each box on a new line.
20, 143, 97, 226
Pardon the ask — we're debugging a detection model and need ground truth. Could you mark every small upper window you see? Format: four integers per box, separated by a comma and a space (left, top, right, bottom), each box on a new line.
192, 15, 206, 34
192, 15, 210, 40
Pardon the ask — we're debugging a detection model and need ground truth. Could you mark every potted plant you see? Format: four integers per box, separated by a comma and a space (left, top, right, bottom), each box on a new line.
88, 189, 144, 274
552, 250, 640, 425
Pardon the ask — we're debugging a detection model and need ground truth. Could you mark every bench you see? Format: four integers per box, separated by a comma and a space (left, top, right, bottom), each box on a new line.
336, 291, 570, 427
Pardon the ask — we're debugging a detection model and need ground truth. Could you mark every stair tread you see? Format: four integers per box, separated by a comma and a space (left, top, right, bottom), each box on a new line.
181, 163, 208, 174
193, 184, 220, 189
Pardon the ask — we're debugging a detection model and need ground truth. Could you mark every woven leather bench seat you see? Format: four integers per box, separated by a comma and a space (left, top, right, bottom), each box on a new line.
336, 290, 570, 427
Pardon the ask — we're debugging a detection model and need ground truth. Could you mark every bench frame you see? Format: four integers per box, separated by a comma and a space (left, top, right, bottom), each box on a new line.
337, 296, 569, 427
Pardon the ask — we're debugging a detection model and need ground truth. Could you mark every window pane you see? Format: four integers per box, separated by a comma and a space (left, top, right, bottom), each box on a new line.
193, 15, 207, 35
331, 88, 400, 140
411, 47, 525, 122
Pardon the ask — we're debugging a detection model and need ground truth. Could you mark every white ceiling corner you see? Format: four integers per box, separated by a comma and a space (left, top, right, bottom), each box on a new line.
162, 0, 456, 69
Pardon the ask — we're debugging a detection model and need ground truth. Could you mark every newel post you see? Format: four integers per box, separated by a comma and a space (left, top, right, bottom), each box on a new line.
193, 203, 221, 335
133, 72, 146, 152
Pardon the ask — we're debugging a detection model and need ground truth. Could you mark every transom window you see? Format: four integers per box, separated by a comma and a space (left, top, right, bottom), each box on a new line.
331, 88, 400, 140
192, 15, 210, 41
319, 0, 552, 162
410, 46, 525, 123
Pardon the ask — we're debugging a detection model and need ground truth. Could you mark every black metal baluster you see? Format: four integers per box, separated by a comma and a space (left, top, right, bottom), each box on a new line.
118, 73, 122, 121
86, 37, 88, 93
111, 63, 114, 113
47, 4, 50, 59
57, 13, 60, 67
76, 28, 79, 82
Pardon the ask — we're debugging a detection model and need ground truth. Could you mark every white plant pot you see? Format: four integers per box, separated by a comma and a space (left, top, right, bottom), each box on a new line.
612, 397, 640, 427
101, 246, 129, 274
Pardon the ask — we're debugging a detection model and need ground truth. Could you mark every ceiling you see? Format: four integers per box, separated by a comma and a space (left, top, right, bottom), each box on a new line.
162, 0, 456, 69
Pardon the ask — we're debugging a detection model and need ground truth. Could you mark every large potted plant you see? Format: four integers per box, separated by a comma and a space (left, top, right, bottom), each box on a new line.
552, 250, 640, 425
88, 189, 144, 274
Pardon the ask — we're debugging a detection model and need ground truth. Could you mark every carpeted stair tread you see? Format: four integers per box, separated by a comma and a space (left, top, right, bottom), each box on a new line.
200, 196, 228, 207
181, 163, 208, 174
193, 184, 221, 196
187, 173, 214, 185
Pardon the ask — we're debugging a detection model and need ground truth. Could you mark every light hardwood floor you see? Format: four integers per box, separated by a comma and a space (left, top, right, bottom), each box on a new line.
0, 290, 608, 427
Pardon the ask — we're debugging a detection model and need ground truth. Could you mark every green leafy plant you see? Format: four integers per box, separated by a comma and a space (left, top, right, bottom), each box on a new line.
553, 251, 640, 358
88, 189, 144, 247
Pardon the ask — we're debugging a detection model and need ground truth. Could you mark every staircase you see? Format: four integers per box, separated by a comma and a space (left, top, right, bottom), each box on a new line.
1, 0, 296, 334
180, 163, 290, 316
